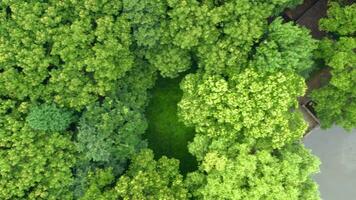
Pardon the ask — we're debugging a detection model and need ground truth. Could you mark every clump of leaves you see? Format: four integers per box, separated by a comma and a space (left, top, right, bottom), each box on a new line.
76, 98, 147, 165
319, 2, 356, 36
26, 104, 73, 132
78, 149, 189, 200
0, 100, 76, 200
310, 2, 356, 130
186, 143, 320, 200
115, 149, 189, 200
251, 18, 317, 76
178, 68, 307, 149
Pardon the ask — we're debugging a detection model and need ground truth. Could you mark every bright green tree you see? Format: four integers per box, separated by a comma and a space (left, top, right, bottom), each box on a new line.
319, 2, 356, 36
123, 0, 304, 77
78, 168, 118, 200
186, 142, 320, 200
0, 0, 133, 109
0, 100, 76, 200
115, 149, 189, 200
179, 68, 307, 149
79, 149, 189, 200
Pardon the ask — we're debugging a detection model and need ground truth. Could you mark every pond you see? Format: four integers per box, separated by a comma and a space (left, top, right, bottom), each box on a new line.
304, 126, 356, 200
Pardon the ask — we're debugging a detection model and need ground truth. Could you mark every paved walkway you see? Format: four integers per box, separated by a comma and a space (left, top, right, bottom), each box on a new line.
304, 126, 356, 200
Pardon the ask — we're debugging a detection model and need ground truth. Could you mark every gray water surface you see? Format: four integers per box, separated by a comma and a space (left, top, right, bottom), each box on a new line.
304, 126, 356, 200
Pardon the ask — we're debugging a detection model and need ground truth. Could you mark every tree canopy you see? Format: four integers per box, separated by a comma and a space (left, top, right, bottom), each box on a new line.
186, 143, 320, 200
0, 100, 76, 200
79, 149, 189, 200
2, 0, 352, 199
179, 68, 307, 149
26, 104, 74, 132
0, 0, 133, 109
251, 18, 317, 76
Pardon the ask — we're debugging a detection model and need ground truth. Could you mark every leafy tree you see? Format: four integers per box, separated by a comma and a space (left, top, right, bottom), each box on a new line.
75, 57, 156, 165
251, 18, 317, 76
26, 104, 73, 132
115, 58, 157, 110
0, 1, 323, 199
0, 100, 76, 200
319, 2, 356, 36
78, 149, 189, 200
123, 0, 306, 77
123, 0, 194, 78
115, 149, 189, 200
78, 168, 117, 200
73, 60, 157, 197
194, 0, 303, 75
145, 45, 192, 78
122, 0, 167, 48
76, 98, 147, 168
178, 68, 307, 149
0, 0, 133, 109
186, 143, 320, 200
310, 2, 356, 130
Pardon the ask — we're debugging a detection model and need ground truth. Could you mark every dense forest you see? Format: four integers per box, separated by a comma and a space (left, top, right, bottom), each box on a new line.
0, 0, 355, 199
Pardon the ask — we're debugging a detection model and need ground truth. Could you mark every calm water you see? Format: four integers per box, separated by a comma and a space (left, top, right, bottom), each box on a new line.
304, 126, 356, 200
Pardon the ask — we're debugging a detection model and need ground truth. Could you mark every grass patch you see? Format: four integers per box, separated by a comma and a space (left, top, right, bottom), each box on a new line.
145, 75, 197, 174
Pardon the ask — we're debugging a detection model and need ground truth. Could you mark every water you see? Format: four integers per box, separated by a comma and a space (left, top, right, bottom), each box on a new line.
304, 126, 356, 200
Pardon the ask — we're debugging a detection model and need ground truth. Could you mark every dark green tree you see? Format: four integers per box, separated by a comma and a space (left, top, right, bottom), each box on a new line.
26, 104, 73, 132
311, 2, 356, 130
251, 18, 317, 76
76, 98, 147, 169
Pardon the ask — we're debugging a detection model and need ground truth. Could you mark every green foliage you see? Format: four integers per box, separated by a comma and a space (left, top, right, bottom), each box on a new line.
79, 150, 189, 199
115, 58, 157, 110
0, 0, 133, 109
194, 1, 270, 75
146, 45, 192, 78
179, 68, 307, 149
252, 18, 317, 75
115, 149, 189, 200
122, 0, 167, 48
311, 37, 356, 130
311, 86, 356, 130
186, 143, 320, 200
77, 98, 147, 164
0, 0, 323, 199
26, 104, 73, 132
78, 168, 117, 200
0, 100, 76, 200
319, 2, 356, 36
73, 60, 157, 197
145, 75, 197, 173
311, 2, 356, 130
193, 0, 302, 75
75, 58, 156, 166
123, 0, 306, 77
